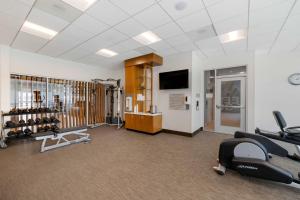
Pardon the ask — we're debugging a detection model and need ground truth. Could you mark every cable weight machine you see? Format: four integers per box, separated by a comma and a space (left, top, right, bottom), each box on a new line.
91, 78, 123, 129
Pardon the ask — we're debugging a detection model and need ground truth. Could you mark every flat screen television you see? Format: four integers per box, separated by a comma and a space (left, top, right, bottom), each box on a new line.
159, 69, 189, 90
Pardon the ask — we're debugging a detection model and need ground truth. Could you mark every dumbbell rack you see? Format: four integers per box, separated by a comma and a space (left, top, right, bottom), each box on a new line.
0, 110, 61, 149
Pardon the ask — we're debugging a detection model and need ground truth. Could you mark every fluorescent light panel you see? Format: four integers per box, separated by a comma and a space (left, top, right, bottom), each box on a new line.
21, 21, 58, 40
62, 0, 97, 11
219, 29, 246, 43
96, 49, 118, 57
133, 31, 162, 45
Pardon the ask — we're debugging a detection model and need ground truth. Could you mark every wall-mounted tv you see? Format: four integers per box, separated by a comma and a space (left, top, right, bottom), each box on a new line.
159, 69, 189, 90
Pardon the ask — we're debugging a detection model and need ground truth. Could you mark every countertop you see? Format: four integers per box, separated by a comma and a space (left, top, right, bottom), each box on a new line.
124, 112, 162, 116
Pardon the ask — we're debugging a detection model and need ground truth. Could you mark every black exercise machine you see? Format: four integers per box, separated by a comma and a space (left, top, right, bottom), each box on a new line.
255, 111, 300, 160
213, 131, 300, 185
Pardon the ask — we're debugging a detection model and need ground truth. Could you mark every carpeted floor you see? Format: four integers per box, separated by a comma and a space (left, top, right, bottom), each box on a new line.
0, 127, 299, 200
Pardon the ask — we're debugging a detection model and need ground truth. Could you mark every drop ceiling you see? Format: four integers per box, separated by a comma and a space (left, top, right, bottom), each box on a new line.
1, 0, 300, 69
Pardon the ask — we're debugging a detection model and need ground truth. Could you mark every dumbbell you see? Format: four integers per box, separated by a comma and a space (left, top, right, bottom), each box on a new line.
50, 116, 60, 123
7, 131, 16, 137
35, 118, 41, 125
5, 121, 17, 128
51, 125, 60, 133
19, 119, 26, 126
42, 117, 51, 123
24, 128, 33, 136
16, 130, 25, 138
37, 127, 45, 133
27, 119, 35, 126
44, 126, 51, 132
9, 108, 18, 115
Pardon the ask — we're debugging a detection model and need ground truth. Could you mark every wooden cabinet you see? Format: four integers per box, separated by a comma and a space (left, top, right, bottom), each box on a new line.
124, 53, 163, 134
125, 113, 162, 134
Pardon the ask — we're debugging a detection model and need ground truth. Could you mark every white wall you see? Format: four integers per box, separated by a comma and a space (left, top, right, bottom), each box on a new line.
10, 48, 118, 81
254, 53, 300, 132
191, 51, 204, 132
153, 52, 193, 133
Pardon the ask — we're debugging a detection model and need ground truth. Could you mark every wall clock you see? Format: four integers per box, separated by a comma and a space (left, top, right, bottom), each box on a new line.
288, 73, 300, 85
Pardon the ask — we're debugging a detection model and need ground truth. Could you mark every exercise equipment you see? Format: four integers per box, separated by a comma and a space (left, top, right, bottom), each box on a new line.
27, 119, 35, 126
24, 128, 33, 136
51, 125, 60, 133
35, 118, 41, 125
16, 130, 25, 138
19, 119, 26, 126
50, 116, 60, 123
213, 131, 300, 185
91, 78, 123, 129
33, 127, 90, 153
42, 117, 51, 123
5, 121, 17, 128
255, 111, 300, 160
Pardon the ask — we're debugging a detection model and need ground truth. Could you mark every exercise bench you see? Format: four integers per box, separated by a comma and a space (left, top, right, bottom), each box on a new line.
33, 127, 91, 153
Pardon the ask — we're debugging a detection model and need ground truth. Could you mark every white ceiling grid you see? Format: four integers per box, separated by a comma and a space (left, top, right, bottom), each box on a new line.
0, 0, 299, 68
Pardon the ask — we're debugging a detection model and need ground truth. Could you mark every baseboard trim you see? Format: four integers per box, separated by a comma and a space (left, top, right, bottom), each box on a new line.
162, 127, 203, 137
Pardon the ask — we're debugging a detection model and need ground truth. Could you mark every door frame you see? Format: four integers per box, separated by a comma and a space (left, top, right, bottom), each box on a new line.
215, 75, 247, 134
203, 67, 248, 134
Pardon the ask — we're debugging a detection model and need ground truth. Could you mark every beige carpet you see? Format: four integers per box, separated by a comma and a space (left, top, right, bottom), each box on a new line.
0, 127, 299, 200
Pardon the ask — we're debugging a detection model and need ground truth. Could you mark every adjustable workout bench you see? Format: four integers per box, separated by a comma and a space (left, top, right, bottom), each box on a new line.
33, 127, 91, 153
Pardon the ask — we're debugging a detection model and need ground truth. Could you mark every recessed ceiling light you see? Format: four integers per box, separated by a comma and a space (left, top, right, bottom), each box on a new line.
96, 49, 118, 57
133, 31, 162, 45
175, 1, 188, 11
219, 29, 246, 43
62, 0, 97, 11
21, 21, 58, 40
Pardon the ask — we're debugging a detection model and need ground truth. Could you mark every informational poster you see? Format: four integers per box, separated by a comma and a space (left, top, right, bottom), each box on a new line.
169, 94, 185, 110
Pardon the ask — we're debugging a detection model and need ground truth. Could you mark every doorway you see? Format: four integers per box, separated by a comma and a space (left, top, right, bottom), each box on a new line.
204, 66, 247, 134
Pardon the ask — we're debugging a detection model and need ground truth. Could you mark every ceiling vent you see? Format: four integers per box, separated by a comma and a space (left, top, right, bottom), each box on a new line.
186, 25, 217, 42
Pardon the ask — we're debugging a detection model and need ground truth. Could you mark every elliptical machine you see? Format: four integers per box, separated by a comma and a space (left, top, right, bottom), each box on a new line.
213, 131, 300, 185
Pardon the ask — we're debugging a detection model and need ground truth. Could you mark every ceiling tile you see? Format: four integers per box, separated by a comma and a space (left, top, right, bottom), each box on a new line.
248, 20, 284, 37
166, 34, 191, 46
0, 27, 18, 45
291, 0, 300, 16
248, 32, 277, 51
98, 29, 128, 45
12, 32, 49, 52
271, 30, 300, 53
173, 43, 198, 53
59, 47, 92, 60
176, 10, 211, 32
114, 18, 147, 37
203, 48, 224, 56
249, 0, 294, 27
214, 14, 248, 35
148, 40, 172, 51
27, 8, 69, 32
72, 14, 109, 35
135, 46, 155, 54
1, 0, 31, 19
250, 0, 291, 11
134, 4, 172, 29
202, 0, 224, 7
153, 21, 184, 39
35, 0, 82, 23
155, 47, 179, 57
87, 0, 129, 26
58, 25, 95, 41
0, 12, 25, 30
109, 39, 143, 53
207, 0, 248, 22
159, 0, 204, 20
109, 0, 156, 15
282, 14, 300, 33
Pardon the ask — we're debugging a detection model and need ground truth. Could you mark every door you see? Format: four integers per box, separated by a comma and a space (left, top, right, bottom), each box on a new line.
215, 76, 246, 133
